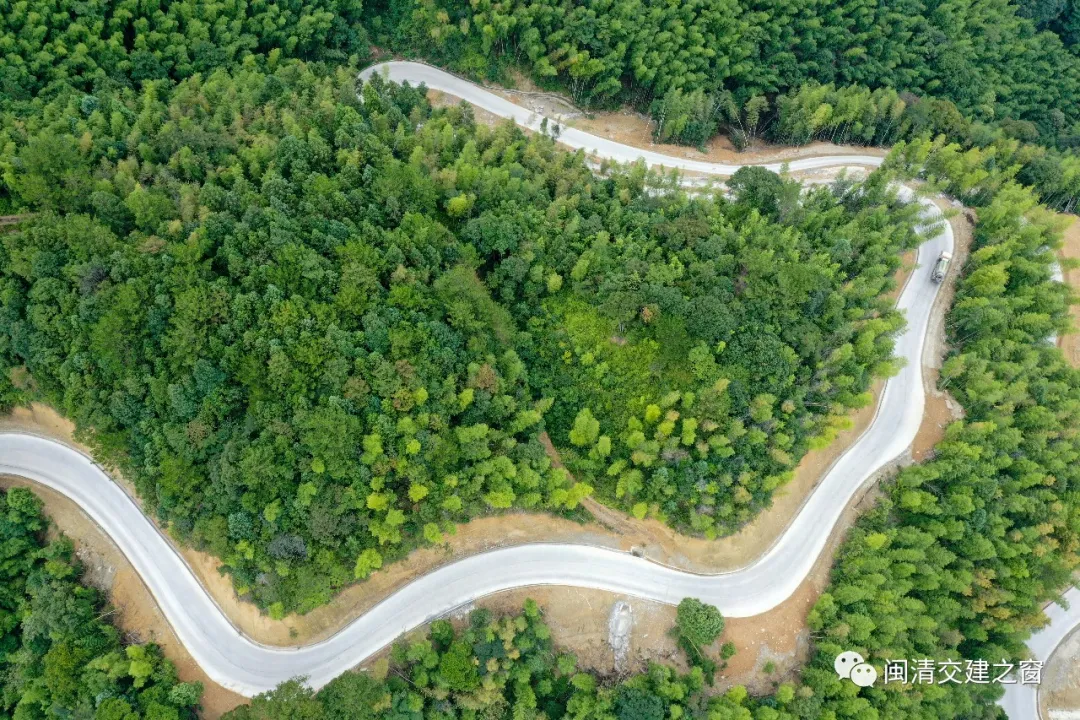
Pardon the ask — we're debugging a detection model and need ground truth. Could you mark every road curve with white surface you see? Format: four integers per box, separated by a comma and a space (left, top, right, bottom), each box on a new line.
1000, 587, 1080, 719
359, 62, 886, 175
0, 61, 1059, 719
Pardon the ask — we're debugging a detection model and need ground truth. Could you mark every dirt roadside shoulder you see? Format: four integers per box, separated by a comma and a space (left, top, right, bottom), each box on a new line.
428, 88, 888, 171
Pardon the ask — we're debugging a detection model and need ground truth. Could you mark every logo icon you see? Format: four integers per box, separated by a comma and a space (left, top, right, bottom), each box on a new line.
834, 651, 864, 679
851, 663, 878, 687
834, 651, 877, 687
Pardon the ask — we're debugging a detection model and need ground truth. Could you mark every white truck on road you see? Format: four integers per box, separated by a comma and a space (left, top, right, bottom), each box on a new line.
931, 251, 952, 282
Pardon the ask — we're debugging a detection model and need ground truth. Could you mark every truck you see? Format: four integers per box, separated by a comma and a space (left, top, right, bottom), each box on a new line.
931, 251, 952, 283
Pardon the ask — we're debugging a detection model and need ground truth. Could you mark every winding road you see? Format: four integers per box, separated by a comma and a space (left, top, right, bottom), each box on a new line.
0, 61, 1069, 718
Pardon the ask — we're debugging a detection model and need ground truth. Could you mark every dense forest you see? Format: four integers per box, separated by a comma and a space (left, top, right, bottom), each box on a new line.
0, 67, 590, 615
0, 58, 923, 610
2, 2, 1080, 720
6, 0, 1080, 214
0, 487, 201, 720
368, 0, 1080, 134
751, 169, 1079, 718
522, 167, 919, 533
364, 0, 1080, 211
1017, 0, 1079, 44
223, 149, 1080, 720
762, 86, 1080, 213
0, 0, 367, 103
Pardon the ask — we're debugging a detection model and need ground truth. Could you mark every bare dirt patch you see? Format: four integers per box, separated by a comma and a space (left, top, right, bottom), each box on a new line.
1042, 625, 1080, 718
717, 576, 819, 694
354, 576, 819, 697
568, 109, 887, 168
0, 402, 78, 440
477, 587, 683, 677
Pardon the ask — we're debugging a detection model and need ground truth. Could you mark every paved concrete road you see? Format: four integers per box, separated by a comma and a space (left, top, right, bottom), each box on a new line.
1000, 587, 1080, 719
3, 62, 1054, 720
359, 62, 886, 176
